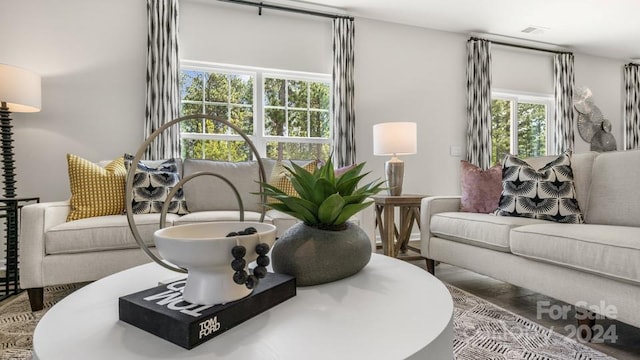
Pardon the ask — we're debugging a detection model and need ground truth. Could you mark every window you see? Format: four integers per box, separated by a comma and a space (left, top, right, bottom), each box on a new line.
179, 62, 332, 161
491, 91, 554, 165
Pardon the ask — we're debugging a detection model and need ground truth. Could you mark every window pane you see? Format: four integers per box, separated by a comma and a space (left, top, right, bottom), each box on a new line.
265, 108, 286, 136
264, 78, 285, 106
205, 73, 228, 103
517, 103, 547, 158
266, 141, 330, 161
181, 71, 203, 101
181, 102, 202, 116
310, 111, 330, 138
180, 114, 203, 134
491, 99, 512, 165
182, 139, 251, 161
229, 75, 253, 105
204, 105, 228, 134
288, 110, 308, 137
287, 80, 308, 108
230, 106, 253, 134
181, 138, 204, 159
309, 82, 330, 110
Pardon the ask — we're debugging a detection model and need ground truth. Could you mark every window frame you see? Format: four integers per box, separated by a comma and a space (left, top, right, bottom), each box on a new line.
179, 60, 332, 160
491, 89, 555, 158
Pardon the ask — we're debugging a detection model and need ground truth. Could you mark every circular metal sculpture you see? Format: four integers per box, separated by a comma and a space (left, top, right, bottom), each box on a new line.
573, 86, 617, 152
125, 114, 268, 273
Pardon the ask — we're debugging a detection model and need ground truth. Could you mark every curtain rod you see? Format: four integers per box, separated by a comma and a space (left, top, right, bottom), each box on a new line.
469, 37, 569, 55
217, 0, 354, 20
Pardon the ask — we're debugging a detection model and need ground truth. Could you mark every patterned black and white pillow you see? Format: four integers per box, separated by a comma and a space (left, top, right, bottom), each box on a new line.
124, 154, 188, 215
495, 151, 583, 224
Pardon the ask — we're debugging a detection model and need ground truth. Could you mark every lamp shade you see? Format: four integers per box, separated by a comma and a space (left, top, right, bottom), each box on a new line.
0, 64, 41, 113
373, 122, 417, 156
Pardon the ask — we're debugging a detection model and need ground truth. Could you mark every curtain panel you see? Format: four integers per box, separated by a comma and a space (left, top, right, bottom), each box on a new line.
332, 18, 356, 167
624, 63, 640, 150
145, 0, 180, 160
553, 53, 575, 154
465, 39, 492, 169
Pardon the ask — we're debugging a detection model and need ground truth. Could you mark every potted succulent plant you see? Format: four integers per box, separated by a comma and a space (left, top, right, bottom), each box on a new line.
259, 157, 384, 286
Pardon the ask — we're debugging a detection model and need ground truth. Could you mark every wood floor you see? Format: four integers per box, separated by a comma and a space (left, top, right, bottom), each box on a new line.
396, 251, 640, 359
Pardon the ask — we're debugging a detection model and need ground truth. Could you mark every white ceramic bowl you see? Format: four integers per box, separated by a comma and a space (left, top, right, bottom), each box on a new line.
154, 221, 277, 306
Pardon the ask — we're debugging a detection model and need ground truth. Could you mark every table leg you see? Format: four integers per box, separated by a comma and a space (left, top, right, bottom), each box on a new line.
375, 205, 387, 255
398, 206, 412, 253
383, 205, 396, 257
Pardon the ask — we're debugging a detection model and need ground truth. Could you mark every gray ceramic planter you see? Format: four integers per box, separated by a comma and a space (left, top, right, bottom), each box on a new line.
271, 221, 372, 286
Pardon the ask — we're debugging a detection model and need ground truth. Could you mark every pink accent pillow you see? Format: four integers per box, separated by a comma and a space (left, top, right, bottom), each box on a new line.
460, 160, 503, 213
335, 163, 357, 177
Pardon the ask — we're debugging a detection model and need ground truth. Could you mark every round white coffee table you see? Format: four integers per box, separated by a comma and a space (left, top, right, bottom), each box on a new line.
33, 254, 453, 359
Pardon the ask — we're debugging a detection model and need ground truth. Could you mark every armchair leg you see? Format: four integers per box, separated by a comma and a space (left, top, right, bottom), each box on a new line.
425, 258, 435, 275
27, 287, 44, 311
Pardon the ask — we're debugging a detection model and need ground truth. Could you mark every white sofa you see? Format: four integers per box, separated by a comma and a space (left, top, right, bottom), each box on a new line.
19, 158, 376, 310
420, 149, 640, 329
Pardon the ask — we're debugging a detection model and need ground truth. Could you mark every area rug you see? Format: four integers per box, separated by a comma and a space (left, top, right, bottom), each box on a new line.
0, 283, 614, 359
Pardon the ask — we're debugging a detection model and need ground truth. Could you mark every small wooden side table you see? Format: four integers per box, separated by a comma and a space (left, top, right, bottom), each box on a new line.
371, 194, 427, 259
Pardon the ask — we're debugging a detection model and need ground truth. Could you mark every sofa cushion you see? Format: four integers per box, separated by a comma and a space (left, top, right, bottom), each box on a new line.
172, 211, 272, 226
267, 160, 318, 204
585, 149, 640, 227
182, 160, 263, 212
459, 160, 502, 213
496, 151, 583, 224
46, 213, 180, 255
521, 152, 597, 217
124, 155, 188, 215
430, 212, 548, 252
66, 154, 127, 221
510, 223, 640, 285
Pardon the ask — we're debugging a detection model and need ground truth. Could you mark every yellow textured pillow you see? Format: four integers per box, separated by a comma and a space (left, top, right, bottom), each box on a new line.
267, 160, 318, 204
67, 154, 127, 221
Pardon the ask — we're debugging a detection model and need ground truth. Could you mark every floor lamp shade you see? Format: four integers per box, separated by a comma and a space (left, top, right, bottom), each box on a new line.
373, 122, 417, 196
0, 64, 42, 113
0, 64, 42, 199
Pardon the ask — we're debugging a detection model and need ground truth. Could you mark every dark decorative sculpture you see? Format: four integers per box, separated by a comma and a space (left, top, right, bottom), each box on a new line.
573, 87, 617, 152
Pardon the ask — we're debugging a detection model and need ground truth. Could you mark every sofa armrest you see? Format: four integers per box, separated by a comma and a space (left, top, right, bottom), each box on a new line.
419, 196, 461, 258
19, 200, 71, 288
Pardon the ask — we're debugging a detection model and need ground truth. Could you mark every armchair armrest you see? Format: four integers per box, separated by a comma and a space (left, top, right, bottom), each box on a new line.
419, 196, 461, 258
19, 200, 71, 288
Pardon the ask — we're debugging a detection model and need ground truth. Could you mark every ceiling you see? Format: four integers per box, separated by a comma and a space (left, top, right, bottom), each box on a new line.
273, 0, 640, 61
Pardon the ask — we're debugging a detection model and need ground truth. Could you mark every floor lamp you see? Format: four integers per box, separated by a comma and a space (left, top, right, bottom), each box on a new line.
0, 64, 41, 298
0, 64, 42, 197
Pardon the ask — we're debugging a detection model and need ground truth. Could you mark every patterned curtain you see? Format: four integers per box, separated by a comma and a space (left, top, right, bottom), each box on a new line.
332, 18, 356, 167
145, 0, 180, 160
553, 53, 575, 154
465, 39, 492, 169
624, 63, 640, 150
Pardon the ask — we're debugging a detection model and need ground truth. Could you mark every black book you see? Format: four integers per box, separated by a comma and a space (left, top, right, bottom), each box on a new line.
119, 272, 296, 349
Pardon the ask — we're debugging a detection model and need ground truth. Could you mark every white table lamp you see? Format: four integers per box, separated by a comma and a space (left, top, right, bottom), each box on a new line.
373, 122, 417, 196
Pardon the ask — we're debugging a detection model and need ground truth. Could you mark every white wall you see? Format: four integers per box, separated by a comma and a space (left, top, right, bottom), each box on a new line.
180, 1, 332, 73
492, 47, 554, 94
354, 19, 467, 197
0, 0, 147, 202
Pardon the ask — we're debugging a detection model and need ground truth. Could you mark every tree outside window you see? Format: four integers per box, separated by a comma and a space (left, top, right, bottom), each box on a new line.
491, 91, 553, 165
179, 63, 331, 161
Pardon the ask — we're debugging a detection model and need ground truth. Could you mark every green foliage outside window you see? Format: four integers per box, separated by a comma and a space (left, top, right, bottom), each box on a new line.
180, 68, 330, 161
491, 98, 547, 165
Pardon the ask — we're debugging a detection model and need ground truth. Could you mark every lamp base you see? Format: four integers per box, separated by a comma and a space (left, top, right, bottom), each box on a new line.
385, 157, 404, 196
